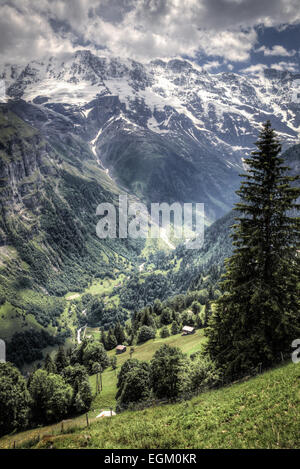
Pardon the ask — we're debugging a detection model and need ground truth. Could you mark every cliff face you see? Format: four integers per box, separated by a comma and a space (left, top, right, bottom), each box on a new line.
0, 105, 140, 294
0, 115, 56, 209
0, 108, 58, 250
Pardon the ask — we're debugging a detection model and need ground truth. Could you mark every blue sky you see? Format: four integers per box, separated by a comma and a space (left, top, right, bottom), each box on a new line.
193, 24, 300, 74
0, 1, 299, 75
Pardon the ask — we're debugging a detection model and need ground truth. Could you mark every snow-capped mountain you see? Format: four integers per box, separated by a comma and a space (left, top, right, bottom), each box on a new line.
2, 50, 300, 221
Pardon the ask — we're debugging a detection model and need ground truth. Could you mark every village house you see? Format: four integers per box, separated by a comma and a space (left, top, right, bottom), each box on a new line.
182, 325, 195, 335
116, 344, 127, 354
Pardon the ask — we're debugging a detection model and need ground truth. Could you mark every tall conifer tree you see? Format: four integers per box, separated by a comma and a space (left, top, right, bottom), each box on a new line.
206, 121, 300, 379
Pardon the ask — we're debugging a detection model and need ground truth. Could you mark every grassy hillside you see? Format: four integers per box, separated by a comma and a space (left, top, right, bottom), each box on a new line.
67, 362, 300, 450
90, 329, 206, 408
0, 329, 206, 448
1, 361, 298, 449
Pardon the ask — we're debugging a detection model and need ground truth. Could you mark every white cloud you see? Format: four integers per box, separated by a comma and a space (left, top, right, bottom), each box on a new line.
241, 60, 298, 75
241, 63, 268, 74
256, 45, 296, 56
202, 60, 222, 71
0, 2, 78, 65
270, 61, 298, 71
0, 0, 300, 66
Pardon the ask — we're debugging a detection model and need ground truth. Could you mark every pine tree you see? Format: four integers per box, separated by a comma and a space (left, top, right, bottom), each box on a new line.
171, 320, 180, 335
55, 346, 69, 374
114, 322, 126, 344
99, 328, 107, 349
106, 328, 117, 350
44, 353, 57, 374
206, 121, 300, 379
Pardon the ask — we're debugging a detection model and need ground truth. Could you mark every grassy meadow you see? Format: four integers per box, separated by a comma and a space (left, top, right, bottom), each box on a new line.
1, 361, 298, 449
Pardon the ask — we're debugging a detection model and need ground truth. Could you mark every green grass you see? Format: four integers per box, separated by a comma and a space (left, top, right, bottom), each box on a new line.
64, 273, 129, 304
90, 369, 119, 409
0, 329, 206, 448
0, 301, 42, 341
30, 362, 300, 449
108, 329, 205, 367
88, 330, 206, 412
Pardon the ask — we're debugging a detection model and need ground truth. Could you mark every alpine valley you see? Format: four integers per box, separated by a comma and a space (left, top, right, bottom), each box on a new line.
0, 50, 299, 368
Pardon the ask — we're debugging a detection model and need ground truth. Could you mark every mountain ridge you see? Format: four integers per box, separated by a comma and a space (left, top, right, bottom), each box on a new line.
2, 51, 300, 221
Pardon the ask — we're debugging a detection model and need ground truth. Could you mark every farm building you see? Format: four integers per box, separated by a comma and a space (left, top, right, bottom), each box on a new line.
116, 344, 127, 354
182, 326, 195, 335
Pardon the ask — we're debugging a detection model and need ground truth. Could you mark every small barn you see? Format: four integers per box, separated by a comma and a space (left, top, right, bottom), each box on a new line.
116, 344, 127, 354
182, 326, 195, 335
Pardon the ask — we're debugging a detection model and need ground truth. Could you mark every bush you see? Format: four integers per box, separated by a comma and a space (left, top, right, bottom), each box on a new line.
160, 326, 170, 338
189, 355, 220, 393
137, 326, 156, 344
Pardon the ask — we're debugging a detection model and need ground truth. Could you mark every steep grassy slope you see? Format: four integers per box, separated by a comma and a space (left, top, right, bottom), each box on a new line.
0, 329, 206, 448
2, 362, 298, 449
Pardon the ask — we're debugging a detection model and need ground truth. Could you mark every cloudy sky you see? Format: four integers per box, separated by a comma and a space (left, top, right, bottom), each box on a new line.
0, 0, 299, 73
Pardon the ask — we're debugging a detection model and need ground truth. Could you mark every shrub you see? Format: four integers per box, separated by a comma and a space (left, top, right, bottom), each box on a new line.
189, 355, 220, 393
137, 326, 156, 344
160, 326, 170, 338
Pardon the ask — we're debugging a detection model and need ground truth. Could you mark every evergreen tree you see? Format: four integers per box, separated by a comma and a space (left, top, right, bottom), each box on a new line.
55, 346, 68, 374
202, 301, 211, 327
99, 328, 107, 349
153, 299, 162, 315
111, 356, 117, 370
206, 121, 300, 379
141, 309, 156, 329
191, 301, 201, 314
114, 322, 126, 344
160, 307, 173, 325
44, 353, 57, 374
106, 328, 118, 350
171, 320, 180, 335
